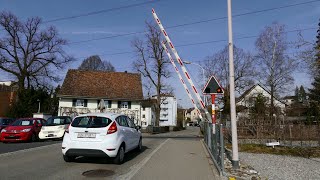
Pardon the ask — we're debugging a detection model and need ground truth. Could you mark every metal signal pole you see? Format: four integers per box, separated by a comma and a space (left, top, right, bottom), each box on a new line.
227, 0, 239, 169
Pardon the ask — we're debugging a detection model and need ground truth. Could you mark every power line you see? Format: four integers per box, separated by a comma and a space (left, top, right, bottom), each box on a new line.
43, 0, 159, 23
69, 0, 320, 44
75, 27, 316, 60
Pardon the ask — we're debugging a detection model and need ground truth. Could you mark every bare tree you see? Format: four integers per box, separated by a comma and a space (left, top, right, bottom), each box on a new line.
78, 55, 115, 72
255, 23, 297, 116
202, 45, 256, 115
0, 11, 73, 90
295, 32, 317, 76
132, 22, 171, 126
202, 45, 256, 94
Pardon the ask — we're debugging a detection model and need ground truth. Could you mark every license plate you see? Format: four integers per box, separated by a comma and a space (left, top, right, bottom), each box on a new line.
77, 133, 96, 138
48, 134, 54, 137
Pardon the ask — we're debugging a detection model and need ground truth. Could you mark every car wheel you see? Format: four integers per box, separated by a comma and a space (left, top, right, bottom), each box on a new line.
114, 145, 125, 165
63, 155, 76, 162
30, 134, 36, 142
136, 138, 142, 152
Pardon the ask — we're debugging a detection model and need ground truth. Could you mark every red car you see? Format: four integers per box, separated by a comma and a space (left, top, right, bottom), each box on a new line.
0, 118, 46, 143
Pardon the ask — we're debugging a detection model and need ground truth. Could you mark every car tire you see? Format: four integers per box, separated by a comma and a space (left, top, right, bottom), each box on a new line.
30, 134, 36, 142
135, 138, 142, 152
63, 155, 76, 162
114, 144, 125, 165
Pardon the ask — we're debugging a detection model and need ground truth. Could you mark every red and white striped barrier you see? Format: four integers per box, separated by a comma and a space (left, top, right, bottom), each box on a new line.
161, 41, 203, 119
152, 8, 210, 121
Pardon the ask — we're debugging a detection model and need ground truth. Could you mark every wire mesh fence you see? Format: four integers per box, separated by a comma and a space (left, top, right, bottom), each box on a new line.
202, 121, 225, 175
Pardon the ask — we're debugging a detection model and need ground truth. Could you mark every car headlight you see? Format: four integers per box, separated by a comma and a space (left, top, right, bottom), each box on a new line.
1, 129, 7, 133
21, 128, 31, 132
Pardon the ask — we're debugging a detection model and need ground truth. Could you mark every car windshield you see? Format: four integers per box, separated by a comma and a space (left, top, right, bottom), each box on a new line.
45, 117, 71, 126
0, 118, 12, 125
71, 116, 111, 128
11, 119, 34, 126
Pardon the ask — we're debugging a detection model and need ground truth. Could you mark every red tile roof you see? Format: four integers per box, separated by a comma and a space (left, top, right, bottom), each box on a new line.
58, 69, 143, 100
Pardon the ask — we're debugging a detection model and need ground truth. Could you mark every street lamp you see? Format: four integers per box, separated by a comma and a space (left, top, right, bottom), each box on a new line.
183, 61, 207, 106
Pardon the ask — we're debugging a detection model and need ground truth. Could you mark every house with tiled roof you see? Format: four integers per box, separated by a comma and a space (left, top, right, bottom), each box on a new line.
57, 69, 143, 121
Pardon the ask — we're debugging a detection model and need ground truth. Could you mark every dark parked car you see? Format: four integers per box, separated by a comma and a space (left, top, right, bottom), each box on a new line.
0, 118, 46, 143
0, 117, 15, 131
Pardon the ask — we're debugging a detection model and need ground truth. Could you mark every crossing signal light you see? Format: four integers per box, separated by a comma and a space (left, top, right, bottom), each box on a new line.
216, 87, 222, 93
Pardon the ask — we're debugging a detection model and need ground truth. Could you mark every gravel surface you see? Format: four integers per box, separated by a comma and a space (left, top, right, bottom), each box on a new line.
240, 152, 320, 179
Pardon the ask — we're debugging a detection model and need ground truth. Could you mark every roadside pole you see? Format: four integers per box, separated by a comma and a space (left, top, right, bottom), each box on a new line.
211, 94, 216, 134
227, 0, 240, 169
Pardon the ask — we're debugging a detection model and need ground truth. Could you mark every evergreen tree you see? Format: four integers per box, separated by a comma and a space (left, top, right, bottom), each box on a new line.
309, 20, 320, 103
294, 86, 299, 101
299, 85, 306, 102
307, 20, 320, 117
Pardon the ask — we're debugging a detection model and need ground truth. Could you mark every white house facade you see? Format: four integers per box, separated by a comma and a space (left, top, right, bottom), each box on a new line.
155, 95, 177, 127
236, 84, 286, 113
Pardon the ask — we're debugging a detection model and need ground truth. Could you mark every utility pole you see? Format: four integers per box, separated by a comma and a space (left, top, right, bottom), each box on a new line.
227, 0, 239, 169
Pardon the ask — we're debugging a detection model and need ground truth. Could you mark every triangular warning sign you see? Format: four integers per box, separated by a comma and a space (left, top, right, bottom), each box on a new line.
203, 75, 224, 95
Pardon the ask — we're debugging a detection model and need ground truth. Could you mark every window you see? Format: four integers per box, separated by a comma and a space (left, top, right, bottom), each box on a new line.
127, 117, 135, 128
36, 119, 42, 125
116, 116, 129, 127
143, 107, 145, 111
121, 102, 128, 108
71, 116, 111, 128
73, 99, 87, 107
142, 114, 145, 118
76, 99, 84, 107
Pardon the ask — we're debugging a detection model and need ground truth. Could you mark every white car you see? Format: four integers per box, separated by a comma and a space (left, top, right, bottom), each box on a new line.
39, 116, 71, 140
62, 113, 142, 164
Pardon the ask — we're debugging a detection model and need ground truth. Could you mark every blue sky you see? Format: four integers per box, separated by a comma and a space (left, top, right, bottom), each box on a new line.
0, 0, 319, 107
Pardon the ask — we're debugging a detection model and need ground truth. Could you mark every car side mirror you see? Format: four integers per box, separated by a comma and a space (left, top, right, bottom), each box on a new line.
136, 125, 141, 130
37, 124, 42, 127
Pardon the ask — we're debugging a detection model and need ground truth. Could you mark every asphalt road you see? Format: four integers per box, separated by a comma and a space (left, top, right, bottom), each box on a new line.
0, 127, 202, 180
0, 140, 61, 154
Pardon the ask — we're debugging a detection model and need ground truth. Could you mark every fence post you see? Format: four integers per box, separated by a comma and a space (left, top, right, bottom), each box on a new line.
208, 123, 212, 151
220, 124, 225, 175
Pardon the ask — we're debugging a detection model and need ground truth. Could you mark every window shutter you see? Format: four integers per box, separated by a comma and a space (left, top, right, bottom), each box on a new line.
84, 99, 88, 107
128, 101, 131, 109
118, 101, 121, 108
72, 99, 76, 107
108, 100, 112, 108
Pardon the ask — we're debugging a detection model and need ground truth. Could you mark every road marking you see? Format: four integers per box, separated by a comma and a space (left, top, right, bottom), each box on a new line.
0, 143, 61, 157
118, 138, 170, 180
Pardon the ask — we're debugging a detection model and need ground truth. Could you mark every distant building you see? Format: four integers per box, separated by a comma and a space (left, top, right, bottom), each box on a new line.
140, 99, 156, 128
185, 108, 199, 123
152, 95, 177, 127
236, 84, 286, 116
282, 96, 296, 106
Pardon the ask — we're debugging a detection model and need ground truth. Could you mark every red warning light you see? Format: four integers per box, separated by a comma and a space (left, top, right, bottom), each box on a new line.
217, 88, 222, 93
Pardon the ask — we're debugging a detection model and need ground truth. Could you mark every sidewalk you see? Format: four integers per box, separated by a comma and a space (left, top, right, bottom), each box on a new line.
130, 138, 221, 180
142, 126, 203, 138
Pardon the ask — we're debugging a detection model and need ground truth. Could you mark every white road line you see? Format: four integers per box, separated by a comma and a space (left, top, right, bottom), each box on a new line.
0, 143, 61, 157
118, 138, 170, 180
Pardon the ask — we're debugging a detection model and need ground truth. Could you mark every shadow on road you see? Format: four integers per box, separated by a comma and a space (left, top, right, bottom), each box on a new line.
74, 145, 149, 164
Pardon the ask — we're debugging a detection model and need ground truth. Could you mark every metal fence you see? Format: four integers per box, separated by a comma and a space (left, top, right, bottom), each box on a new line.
202, 121, 225, 175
